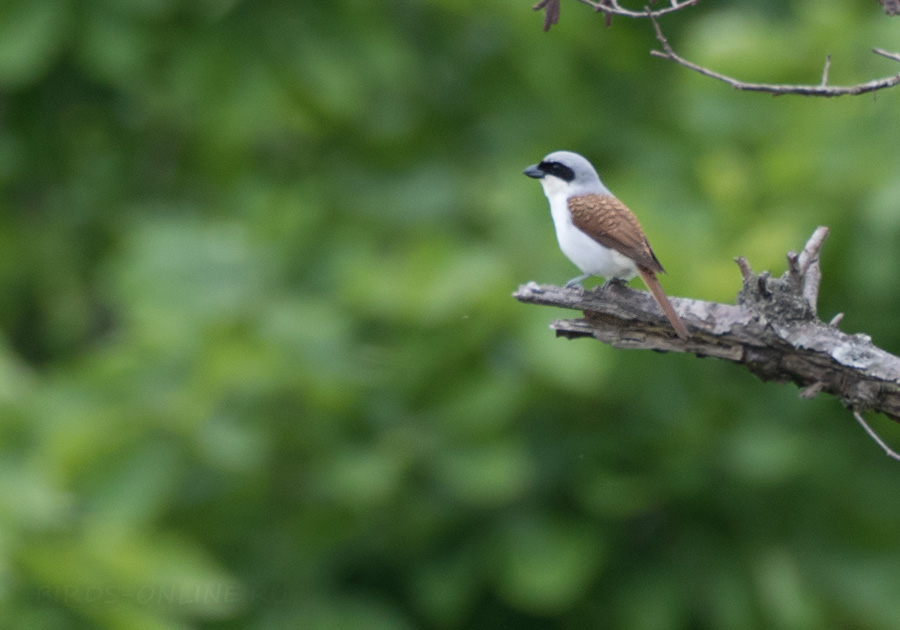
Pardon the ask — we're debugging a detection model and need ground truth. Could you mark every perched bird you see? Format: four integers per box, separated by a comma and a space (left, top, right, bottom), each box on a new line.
524, 150, 689, 339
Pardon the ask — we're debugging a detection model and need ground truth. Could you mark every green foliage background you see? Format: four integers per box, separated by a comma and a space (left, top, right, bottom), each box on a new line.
2, 0, 900, 628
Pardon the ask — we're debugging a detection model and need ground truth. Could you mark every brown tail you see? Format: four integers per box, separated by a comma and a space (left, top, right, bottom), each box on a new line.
637, 266, 689, 339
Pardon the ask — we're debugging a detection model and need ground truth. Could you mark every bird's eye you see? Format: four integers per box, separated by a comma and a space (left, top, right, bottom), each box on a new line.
539, 161, 575, 182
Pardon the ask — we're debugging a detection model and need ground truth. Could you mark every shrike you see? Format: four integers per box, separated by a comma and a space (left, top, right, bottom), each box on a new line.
524, 150, 689, 339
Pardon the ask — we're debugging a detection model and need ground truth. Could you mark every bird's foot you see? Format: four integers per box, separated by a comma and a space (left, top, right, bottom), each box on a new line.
598, 277, 627, 290
565, 273, 590, 289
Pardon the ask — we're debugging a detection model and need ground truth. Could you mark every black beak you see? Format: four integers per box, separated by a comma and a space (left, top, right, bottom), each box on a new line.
523, 164, 544, 179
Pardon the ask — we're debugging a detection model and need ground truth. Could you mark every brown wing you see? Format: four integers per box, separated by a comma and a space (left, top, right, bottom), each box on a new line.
568, 194, 665, 274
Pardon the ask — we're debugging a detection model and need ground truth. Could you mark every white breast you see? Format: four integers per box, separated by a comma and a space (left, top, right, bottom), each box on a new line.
547, 194, 639, 281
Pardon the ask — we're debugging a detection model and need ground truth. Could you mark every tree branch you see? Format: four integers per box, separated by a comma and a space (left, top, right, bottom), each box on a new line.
513, 228, 900, 427
532, 1, 900, 98
573, 0, 699, 19
533, 0, 697, 31
853, 411, 900, 460
648, 15, 900, 97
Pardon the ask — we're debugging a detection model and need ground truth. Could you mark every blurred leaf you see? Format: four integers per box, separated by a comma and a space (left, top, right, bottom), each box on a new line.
433, 440, 533, 506
0, 0, 69, 86
495, 515, 606, 615
1, 1, 900, 628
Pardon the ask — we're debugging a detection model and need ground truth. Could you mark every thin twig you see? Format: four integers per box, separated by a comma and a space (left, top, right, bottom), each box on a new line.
649, 14, 900, 97
798, 381, 824, 399
735, 256, 754, 282
874, 48, 900, 62
853, 411, 900, 460
820, 55, 831, 87
572, 0, 698, 18
797, 226, 829, 275
787, 251, 801, 277
795, 226, 829, 314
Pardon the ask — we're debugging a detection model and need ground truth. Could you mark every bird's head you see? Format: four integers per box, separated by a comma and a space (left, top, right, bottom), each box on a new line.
523, 150, 607, 198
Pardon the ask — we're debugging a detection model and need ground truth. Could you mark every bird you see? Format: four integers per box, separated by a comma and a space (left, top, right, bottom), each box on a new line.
524, 150, 689, 339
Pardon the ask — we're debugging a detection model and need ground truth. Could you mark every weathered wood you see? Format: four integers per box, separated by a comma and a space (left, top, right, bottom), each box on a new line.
513, 227, 900, 424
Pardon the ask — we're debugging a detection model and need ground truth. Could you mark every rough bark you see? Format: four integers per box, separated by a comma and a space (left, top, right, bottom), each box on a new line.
513, 227, 900, 424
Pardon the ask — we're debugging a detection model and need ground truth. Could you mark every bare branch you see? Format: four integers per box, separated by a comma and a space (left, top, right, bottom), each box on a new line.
853, 411, 900, 460
535, 0, 696, 29
880, 0, 900, 17
797, 226, 829, 274
735, 256, 754, 281
792, 225, 829, 316
571, 0, 698, 19
820, 55, 832, 87
532, 1, 900, 97
649, 14, 900, 97
874, 48, 900, 63
513, 228, 900, 425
